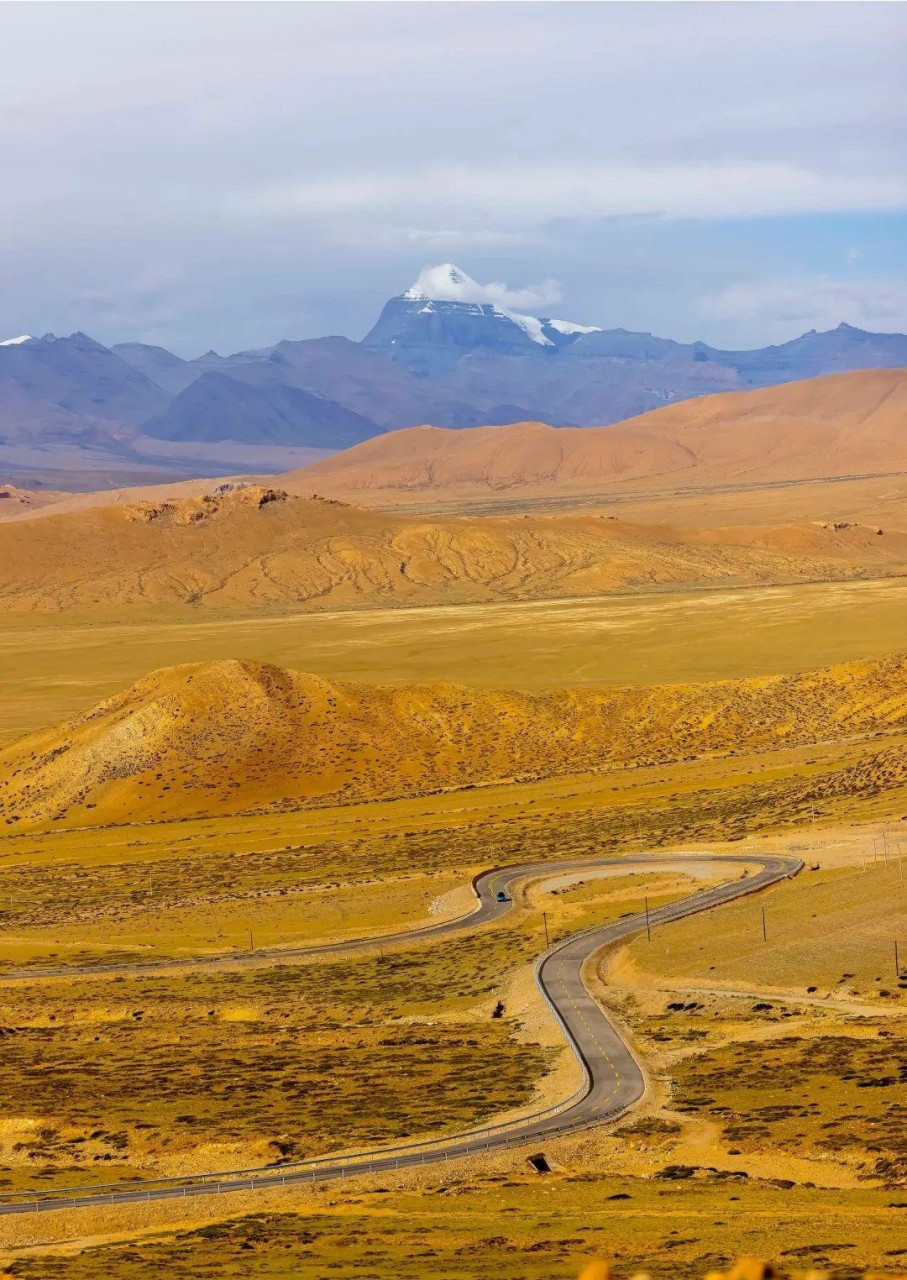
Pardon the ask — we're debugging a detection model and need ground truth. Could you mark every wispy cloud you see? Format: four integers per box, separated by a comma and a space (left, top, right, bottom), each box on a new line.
239, 161, 907, 224
323, 224, 539, 252
700, 277, 907, 334
405, 264, 562, 312
0, 3, 905, 350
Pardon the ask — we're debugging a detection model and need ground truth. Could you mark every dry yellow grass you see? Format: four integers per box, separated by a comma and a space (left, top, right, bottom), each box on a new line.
2, 438, 906, 1277
1, 1173, 903, 1280
0, 769, 905, 1272
1, 482, 906, 617
618, 860, 907, 997
3, 650, 907, 830
0, 855, 699, 1192
2, 1182, 905, 1280
6, 577, 907, 748
561, 470, 907, 532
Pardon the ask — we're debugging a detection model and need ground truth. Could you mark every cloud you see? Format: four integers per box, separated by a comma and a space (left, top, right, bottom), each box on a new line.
239, 160, 907, 224
406, 264, 562, 311
700, 277, 907, 335
480, 277, 562, 312
0, 3, 905, 351
323, 224, 538, 252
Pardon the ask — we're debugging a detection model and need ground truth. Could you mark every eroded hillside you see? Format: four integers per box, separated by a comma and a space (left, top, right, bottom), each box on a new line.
3, 651, 907, 828
0, 483, 904, 614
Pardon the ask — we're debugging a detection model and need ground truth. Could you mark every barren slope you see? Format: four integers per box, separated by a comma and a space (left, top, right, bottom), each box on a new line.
288, 368, 907, 504
0, 483, 66, 514
1, 483, 905, 615
3, 651, 907, 828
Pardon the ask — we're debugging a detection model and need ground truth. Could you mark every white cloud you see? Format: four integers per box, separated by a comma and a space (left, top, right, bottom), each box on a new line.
0, 3, 905, 350
405, 263, 562, 311
394, 227, 537, 251
700, 277, 907, 335
321, 224, 538, 253
239, 160, 907, 224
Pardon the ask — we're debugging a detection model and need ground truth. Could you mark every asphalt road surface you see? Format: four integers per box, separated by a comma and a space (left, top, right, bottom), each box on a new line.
0, 851, 801, 1215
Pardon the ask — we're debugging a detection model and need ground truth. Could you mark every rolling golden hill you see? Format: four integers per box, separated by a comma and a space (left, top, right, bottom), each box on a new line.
287, 368, 907, 505
0, 482, 905, 615
3, 651, 907, 829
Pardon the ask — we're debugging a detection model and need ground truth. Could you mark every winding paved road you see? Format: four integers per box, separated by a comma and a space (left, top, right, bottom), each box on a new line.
0, 851, 801, 1215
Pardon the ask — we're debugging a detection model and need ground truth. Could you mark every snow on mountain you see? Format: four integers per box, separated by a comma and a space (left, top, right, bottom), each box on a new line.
400, 263, 599, 348
0, 334, 34, 346
403, 263, 478, 302
507, 312, 554, 346
548, 318, 601, 337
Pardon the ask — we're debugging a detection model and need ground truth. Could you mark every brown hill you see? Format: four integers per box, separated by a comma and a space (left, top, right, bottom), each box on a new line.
0, 483, 66, 515
1, 483, 905, 614
0, 472, 269, 524
286, 368, 907, 505
2, 652, 907, 829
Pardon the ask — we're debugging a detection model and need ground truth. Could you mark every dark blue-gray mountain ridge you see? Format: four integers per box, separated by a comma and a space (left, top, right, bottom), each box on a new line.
2, 269, 906, 487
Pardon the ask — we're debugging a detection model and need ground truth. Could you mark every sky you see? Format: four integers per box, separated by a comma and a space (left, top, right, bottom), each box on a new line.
0, 1, 905, 356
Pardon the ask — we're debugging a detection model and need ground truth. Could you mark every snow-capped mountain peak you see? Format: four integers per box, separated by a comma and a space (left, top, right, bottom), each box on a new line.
364, 264, 603, 371
397, 263, 600, 349
403, 263, 481, 303
0, 334, 34, 347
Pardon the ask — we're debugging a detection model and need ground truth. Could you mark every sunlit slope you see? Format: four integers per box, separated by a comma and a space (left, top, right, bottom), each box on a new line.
3, 652, 907, 828
0, 483, 905, 614
290, 368, 907, 503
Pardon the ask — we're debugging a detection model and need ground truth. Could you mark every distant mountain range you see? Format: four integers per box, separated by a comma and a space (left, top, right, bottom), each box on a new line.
291, 367, 907, 507
3, 262, 906, 488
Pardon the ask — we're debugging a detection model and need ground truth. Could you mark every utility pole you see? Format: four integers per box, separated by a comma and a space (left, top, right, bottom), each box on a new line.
644, 895, 651, 942
248, 928, 254, 952
896, 939, 900, 981
542, 912, 550, 949
761, 907, 767, 943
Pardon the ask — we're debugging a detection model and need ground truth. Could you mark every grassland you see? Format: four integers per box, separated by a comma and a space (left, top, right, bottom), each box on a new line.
619, 860, 907, 996
1, 842, 905, 1277
0, 866, 695, 1192
0, 731, 904, 1199
391, 466, 907, 528
4, 576, 907, 745
0, 953, 549, 1187
1, 804, 905, 1274
2, 546, 907, 1277
2, 719, 906, 973
4, 1177, 905, 1280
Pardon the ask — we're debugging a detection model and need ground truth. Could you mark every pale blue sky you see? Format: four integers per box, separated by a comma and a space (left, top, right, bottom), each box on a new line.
0, 2, 904, 354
